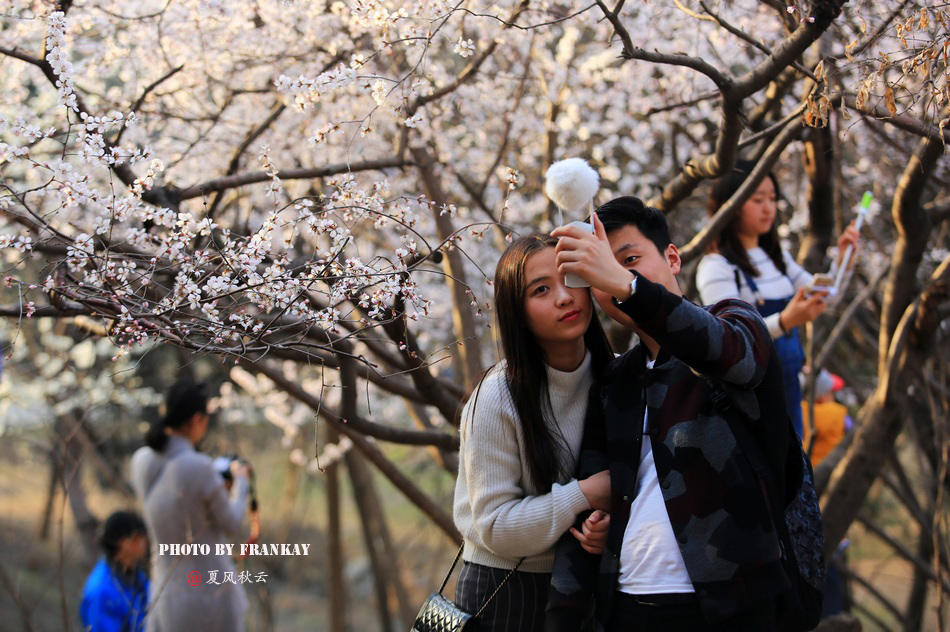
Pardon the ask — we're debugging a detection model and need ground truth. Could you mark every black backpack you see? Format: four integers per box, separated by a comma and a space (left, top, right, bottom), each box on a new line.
706, 366, 826, 632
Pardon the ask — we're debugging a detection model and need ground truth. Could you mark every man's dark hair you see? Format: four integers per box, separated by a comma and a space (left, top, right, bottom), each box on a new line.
594, 196, 672, 255
99, 510, 147, 561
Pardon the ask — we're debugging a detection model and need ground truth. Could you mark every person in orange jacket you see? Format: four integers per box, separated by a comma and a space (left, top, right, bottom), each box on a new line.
801, 369, 853, 467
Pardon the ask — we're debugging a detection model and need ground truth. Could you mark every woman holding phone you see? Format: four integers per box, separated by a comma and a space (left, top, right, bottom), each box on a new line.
696, 161, 858, 436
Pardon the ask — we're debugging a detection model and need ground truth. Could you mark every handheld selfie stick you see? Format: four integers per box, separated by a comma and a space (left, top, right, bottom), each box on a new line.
831, 191, 872, 297
544, 158, 600, 288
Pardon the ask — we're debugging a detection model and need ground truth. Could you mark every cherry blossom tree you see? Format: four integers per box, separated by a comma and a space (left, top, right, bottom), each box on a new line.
2, 0, 948, 629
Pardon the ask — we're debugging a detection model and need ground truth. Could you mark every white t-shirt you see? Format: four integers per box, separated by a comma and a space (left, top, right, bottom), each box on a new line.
617, 358, 694, 595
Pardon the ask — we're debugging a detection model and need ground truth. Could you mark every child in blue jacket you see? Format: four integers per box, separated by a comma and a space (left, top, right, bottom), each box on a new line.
80, 510, 149, 632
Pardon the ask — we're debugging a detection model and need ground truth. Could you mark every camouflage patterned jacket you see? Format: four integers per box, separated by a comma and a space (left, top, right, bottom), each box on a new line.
547, 273, 792, 631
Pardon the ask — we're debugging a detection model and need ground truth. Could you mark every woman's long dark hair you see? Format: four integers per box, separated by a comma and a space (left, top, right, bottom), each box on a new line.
706, 159, 787, 277
145, 380, 209, 452
491, 234, 613, 492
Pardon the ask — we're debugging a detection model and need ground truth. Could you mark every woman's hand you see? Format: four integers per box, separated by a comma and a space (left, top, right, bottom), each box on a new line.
836, 222, 860, 269
230, 460, 250, 481
570, 510, 610, 555
780, 287, 827, 329
578, 470, 611, 513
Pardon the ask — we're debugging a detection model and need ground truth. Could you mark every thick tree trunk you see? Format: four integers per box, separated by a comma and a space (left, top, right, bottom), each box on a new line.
346, 449, 420, 632
821, 136, 946, 553
411, 145, 485, 391
39, 454, 61, 540
903, 528, 933, 632
347, 450, 395, 632
821, 255, 950, 555
325, 425, 347, 632
878, 137, 945, 374
340, 357, 414, 628
799, 125, 836, 270
55, 414, 98, 563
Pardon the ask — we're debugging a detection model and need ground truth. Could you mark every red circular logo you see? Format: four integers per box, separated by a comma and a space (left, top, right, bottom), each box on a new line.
186, 571, 201, 586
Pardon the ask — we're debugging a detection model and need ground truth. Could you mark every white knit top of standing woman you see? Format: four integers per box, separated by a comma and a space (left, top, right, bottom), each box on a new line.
453, 235, 612, 574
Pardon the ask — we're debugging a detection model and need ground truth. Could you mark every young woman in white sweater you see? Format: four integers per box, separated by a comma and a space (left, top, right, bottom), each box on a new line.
696, 160, 858, 436
452, 234, 613, 631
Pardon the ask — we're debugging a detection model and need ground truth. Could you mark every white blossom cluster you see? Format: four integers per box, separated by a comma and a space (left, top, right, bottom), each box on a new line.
45, 11, 79, 113
275, 59, 361, 110
0, 0, 944, 401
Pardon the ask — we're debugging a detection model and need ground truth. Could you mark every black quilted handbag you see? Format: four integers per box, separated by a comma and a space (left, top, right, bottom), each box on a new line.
411, 545, 522, 632
411, 592, 473, 632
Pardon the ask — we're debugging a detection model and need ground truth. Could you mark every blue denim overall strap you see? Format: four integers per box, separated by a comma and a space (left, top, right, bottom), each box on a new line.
737, 269, 806, 437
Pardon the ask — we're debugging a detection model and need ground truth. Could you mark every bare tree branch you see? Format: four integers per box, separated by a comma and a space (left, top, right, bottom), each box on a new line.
247, 359, 460, 541
407, 0, 530, 117
411, 145, 487, 391
594, 0, 730, 90
0, 558, 37, 632
114, 64, 185, 145
841, 95, 949, 139
815, 263, 890, 370
242, 358, 458, 449
455, 3, 595, 31
856, 514, 950, 594
835, 561, 904, 625
640, 1, 847, 212
175, 156, 412, 201
879, 136, 946, 374
730, 1, 847, 100
697, 0, 818, 82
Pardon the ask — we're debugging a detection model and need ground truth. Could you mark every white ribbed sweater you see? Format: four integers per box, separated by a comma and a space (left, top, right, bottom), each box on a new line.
453, 353, 594, 573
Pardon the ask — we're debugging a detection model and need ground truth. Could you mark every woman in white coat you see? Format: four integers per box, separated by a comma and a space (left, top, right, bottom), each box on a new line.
130, 380, 249, 632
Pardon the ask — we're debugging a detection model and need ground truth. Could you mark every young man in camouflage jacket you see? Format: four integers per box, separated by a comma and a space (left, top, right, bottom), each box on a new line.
546, 196, 793, 631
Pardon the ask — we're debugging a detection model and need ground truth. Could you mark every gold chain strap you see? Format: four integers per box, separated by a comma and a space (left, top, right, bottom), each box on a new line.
437, 543, 525, 619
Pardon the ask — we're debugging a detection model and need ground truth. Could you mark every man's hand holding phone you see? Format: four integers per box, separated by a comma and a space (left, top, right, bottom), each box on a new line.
552, 214, 633, 301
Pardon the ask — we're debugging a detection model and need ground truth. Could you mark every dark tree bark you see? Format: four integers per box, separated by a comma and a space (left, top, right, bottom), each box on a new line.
347, 450, 395, 632
411, 145, 486, 392
878, 137, 945, 375
903, 528, 933, 632
341, 357, 414, 628
55, 414, 98, 563
326, 424, 347, 632
821, 253, 950, 555
39, 454, 61, 540
799, 125, 836, 270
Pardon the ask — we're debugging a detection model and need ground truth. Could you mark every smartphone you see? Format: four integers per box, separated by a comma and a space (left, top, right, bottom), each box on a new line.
563, 221, 593, 288
806, 273, 836, 297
